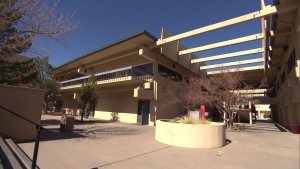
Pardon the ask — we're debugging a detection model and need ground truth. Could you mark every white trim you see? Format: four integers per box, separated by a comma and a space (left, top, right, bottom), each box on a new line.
179, 33, 263, 55
207, 65, 264, 75
200, 58, 263, 70
192, 48, 264, 63
156, 2, 299, 45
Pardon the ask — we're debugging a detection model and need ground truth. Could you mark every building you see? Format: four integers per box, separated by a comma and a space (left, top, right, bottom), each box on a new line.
54, 0, 300, 129
154, 0, 300, 130
255, 104, 271, 119
53, 30, 205, 126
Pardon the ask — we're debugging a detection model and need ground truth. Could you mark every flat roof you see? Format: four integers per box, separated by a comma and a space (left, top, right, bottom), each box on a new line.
54, 30, 157, 70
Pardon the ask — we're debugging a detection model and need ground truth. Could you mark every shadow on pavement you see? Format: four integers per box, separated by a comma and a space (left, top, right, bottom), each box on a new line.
234, 120, 288, 133
41, 119, 60, 126
39, 125, 140, 142
76, 126, 140, 139
226, 139, 232, 145
41, 117, 114, 127
40, 128, 86, 141
74, 119, 114, 125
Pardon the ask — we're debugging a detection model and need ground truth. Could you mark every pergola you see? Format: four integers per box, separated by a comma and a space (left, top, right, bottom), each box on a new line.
155, 0, 299, 85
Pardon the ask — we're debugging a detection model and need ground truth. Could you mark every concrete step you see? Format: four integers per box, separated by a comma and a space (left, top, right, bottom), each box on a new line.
0, 137, 39, 169
0, 137, 23, 169
5, 139, 38, 169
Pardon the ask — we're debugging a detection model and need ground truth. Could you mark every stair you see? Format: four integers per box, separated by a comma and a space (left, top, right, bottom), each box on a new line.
0, 137, 39, 169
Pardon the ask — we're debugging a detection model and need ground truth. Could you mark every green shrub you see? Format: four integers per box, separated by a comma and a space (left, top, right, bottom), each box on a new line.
174, 115, 211, 124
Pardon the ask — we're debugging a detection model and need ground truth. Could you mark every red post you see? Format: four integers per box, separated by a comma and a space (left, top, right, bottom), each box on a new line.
201, 105, 205, 120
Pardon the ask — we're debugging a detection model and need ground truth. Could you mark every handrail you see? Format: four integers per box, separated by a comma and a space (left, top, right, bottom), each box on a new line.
59, 67, 153, 87
0, 105, 52, 169
0, 105, 51, 133
240, 91, 276, 98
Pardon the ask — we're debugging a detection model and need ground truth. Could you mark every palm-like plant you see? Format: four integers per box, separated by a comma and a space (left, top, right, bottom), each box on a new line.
78, 75, 98, 121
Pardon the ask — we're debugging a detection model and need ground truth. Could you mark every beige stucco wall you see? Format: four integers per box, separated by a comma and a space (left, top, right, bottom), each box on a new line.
56, 34, 204, 126
61, 88, 140, 123
0, 85, 43, 142
59, 52, 195, 125
94, 111, 138, 123
60, 94, 80, 116
95, 90, 138, 123
255, 104, 271, 119
155, 120, 226, 148
274, 7, 300, 129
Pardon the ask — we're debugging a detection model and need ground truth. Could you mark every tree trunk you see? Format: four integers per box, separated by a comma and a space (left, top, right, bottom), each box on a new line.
45, 102, 48, 114
226, 121, 233, 130
43, 101, 48, 114
81, 105, 86, 122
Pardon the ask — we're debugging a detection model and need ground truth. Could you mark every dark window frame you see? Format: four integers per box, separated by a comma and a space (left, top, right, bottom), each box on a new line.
287, 48, 296, 73
158, 64, 182, 82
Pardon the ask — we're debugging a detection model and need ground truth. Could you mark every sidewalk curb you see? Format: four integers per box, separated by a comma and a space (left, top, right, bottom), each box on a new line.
274, 123, 290, 132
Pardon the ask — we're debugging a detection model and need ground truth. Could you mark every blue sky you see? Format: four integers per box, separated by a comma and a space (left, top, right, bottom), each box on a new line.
35, 0, 273, 67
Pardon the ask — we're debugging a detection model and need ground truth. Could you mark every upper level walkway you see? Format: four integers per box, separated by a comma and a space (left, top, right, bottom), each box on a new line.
59, 66, 153, 90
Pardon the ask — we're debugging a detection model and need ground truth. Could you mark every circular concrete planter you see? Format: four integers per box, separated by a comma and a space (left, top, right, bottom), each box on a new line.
155, 120, 226, 148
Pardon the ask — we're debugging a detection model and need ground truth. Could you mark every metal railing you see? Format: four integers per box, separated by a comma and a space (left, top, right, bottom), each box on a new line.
59, 66, 153, 88
242, 91, 276, 99
0, 105, 52, 169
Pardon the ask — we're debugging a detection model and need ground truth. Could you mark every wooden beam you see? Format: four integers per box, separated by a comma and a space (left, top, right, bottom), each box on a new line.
200, 58, 263, 70
179, 28, 289, 56
156, 1, 298, 46
261, 0, 266, 9
207, 65, 264, 75
262, 16, 270, 70
179, 33, 263, 55
139, 46, 156, 62
192, 48, 264, 63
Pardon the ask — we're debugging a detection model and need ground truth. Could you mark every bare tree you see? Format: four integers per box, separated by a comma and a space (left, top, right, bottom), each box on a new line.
77, 75, 98, 122
162, 69, 268, 130
161, 75, 209, 116
194, 70, 267, 129
0, 0, 78, 58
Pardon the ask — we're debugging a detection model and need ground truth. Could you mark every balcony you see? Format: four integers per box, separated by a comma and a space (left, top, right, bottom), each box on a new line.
59, 66, 153, 89
244, 92, 275, 99
241, 90, 276, 104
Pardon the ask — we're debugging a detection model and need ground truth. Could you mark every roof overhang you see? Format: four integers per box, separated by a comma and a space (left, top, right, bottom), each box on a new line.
53, 30, 157, 75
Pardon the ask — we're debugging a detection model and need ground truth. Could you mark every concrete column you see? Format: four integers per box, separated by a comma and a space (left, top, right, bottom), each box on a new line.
153, 60, 158, 125
249, 111, 253, 125
296, 103, 300, 124
278, 107, 283, 125
283, 106, 289, 128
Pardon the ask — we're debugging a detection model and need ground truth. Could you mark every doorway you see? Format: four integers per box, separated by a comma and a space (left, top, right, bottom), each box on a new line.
137, 100, 150, 125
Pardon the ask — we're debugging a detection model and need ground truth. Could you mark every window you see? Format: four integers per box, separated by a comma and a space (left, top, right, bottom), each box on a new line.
133, 63, 153, 74
287, 48, 296, 73
158, 64, 182, 82
281, 70, 286, 84
276, 82, 280, 92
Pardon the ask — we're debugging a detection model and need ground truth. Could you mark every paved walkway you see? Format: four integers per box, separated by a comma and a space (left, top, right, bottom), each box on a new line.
19, 115, 299, 169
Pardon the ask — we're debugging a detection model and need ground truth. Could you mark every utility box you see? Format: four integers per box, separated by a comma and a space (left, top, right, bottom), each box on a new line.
60, 115, 75, 132
189, 110, 199, 120
143, 82, 152, 89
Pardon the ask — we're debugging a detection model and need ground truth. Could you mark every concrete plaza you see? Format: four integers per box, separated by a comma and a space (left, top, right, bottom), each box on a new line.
19, 115, 299, 169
